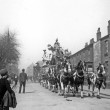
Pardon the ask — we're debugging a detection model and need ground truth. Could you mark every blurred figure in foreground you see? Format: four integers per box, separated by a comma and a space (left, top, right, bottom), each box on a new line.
0, 68, 13, 110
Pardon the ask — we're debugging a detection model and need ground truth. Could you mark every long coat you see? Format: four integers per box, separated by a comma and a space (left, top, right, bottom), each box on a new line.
0, 78, 13, 104
2, 90, 17, 108
19, 72, 27, 83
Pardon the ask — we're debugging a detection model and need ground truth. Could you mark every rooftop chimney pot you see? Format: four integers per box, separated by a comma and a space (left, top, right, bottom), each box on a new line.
96, 27, 101, 41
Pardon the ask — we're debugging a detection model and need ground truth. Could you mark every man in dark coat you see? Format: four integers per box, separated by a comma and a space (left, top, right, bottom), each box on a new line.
19, 69, 27, 93
0, 68, 13, 110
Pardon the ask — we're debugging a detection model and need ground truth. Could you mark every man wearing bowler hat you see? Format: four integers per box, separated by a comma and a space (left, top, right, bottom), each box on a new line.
0, 68, 13, 110
19, 69, 27, 93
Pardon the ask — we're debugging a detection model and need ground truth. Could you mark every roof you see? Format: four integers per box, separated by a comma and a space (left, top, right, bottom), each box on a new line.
70, 43, 93, 58
100, 35, 109, 41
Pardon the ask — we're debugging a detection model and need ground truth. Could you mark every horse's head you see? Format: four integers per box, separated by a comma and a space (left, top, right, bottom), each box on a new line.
63, 61, 72, 73
77, 60, 85, 71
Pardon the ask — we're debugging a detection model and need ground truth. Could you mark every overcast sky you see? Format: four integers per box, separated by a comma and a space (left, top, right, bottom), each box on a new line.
0, 0, 110, 69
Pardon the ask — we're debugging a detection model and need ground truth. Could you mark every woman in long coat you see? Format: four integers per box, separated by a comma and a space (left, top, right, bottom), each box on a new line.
0, 69, 13, 110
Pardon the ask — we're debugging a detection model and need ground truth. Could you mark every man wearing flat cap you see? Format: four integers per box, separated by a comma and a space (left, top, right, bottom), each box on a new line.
0, 68, 13, 110
19, 69, 27, 93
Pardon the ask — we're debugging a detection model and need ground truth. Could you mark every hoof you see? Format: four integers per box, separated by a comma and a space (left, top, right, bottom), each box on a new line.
97, 95, 101, 99
59, 93, 63, 96
73, 94, 75, 97
88, 93, 91, 97
58, 94, 61, 96
81, 96, 84, 99
92, 93, 94, 97
64, 95, 67, 98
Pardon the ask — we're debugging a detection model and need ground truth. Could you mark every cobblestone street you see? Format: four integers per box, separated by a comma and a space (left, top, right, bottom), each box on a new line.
10, 82, 110, 110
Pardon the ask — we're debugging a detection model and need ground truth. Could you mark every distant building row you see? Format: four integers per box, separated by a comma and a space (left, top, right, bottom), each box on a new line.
70, 20, 110, 79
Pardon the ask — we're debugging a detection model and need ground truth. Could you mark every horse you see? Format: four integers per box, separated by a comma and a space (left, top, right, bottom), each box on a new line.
87, 64, 106, 99
59, 60, 73, 98
72, 60, 85, 98
46, 67, 58, 92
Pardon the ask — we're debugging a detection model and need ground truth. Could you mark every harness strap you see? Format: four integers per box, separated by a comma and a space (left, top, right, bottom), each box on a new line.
76, 70, 84, 78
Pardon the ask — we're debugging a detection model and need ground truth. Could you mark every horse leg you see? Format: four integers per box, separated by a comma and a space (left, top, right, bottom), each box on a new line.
49, 82, 52, 91
88, 84, 91, 96
42, 80, 44, 87
97, 87, 101, 99
52, 85, 55, 92
67, 84, 70, 93
44, 80, 46, 87
61, 82, 64, 95
81, 84, 84, 98
58, 83, 61, 95
102, 78, 106, 89
64, 85, 68, 98
45, 80, 47, 88
91, 84, 95, 97
48, 81, 50, 90
97, 81, 102, 99
54, 83, 57, 93
72, 86, 75, 96
74, 85, 78, 97
76, 85, 78, 93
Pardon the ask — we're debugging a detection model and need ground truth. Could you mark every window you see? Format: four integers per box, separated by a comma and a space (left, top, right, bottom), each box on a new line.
105, 40, 109, 56
105, 61, 108, 66
88, 50, 90, 61
105, 61, 108, 73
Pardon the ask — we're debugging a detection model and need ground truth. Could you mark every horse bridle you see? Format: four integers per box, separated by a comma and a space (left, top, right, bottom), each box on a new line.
76, 70, 84, 78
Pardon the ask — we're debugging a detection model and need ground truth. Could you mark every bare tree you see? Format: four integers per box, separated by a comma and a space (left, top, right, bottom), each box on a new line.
0, 29, 20, 69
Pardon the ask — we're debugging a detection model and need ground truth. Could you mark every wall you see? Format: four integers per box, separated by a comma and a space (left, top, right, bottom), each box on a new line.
93, 41, 101, 73
101, 35, 110, 79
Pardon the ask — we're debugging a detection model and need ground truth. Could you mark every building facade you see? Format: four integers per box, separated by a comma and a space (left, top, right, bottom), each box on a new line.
70, 20, 110, 80
70, 40, 94, 72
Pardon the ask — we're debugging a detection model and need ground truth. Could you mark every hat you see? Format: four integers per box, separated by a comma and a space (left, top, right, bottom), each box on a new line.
22, 69, 25, 71
0, 68, 8, 76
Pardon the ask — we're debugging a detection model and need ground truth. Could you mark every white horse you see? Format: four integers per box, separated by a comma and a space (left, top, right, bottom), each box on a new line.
87, 64, 106, 99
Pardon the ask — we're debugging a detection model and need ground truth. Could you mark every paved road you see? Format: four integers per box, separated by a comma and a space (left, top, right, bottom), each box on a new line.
10, 82, 110, 110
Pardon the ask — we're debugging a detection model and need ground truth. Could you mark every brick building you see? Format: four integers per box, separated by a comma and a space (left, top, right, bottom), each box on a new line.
70, 20, 110, 80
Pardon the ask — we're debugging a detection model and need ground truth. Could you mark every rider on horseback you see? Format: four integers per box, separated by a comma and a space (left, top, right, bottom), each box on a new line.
97, 63, 106, 77
96, 63, 106, 89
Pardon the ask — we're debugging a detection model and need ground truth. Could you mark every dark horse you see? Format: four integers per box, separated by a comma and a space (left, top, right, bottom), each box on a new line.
73, 60, 85, 98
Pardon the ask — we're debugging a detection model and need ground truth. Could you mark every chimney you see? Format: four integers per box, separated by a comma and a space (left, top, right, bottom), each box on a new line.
107, 20, 110, 35
96, 28, 101, 41
90, 38, 94, 44
85, 42, 88, 47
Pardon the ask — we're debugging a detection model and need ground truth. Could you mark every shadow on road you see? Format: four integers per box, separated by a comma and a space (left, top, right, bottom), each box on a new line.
25, 90, 37, 93
64, 91, 110, 99
100, 96, 110, 99
83, 89, 110, 98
